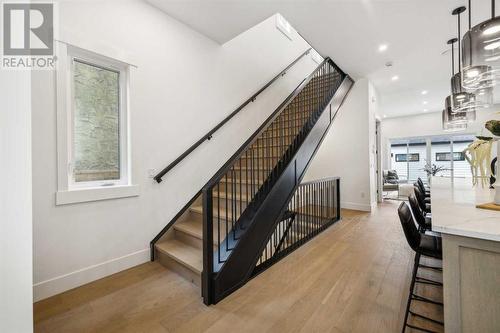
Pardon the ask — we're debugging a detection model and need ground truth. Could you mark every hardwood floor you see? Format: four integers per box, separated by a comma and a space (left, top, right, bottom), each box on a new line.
34, 201, 443, 333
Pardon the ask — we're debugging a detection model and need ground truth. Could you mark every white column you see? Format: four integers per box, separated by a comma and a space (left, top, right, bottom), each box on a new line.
0, 70, 33, 332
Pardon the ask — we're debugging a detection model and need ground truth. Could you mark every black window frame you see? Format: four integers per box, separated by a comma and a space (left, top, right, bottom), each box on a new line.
395, 153, 420, 162
435, 152, 465, 162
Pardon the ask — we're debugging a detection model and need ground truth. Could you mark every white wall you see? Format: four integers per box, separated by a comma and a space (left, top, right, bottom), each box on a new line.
381, 109, 500, 171
303, 78, 375, 211
32, 0, 321, 301
0, 72, 33, 331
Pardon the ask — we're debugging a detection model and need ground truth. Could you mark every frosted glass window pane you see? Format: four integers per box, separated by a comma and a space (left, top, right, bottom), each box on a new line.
452, 136, 474, 179
73, 60, 120, 182
431, 137, 452, 178
408, 139, 426, 183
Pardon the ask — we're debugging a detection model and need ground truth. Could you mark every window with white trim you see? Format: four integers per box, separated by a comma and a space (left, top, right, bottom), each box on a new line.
56, 44, 136, 204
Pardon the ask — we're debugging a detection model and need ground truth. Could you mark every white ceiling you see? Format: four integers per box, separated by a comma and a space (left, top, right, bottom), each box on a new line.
147, 0, 496, 119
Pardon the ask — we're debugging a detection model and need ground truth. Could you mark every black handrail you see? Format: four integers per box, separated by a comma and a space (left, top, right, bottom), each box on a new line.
154, 48, 312, 183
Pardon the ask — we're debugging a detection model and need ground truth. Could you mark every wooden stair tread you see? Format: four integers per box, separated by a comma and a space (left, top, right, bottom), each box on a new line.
190, 205, 236, 220
174, 219, 203, 239
175, 218, 228, 246
155, 239, 202, 274
213, 191, 251, 202
219, 178, 265, 185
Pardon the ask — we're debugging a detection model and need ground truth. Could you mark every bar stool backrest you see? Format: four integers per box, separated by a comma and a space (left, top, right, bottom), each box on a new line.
413, 185, 427, 211
408, 194, 426, 230
417, 178, 426, 194
398, 202, 421, 252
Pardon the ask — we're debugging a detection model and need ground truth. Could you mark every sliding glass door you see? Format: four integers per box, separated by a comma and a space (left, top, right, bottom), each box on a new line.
390, 134, 475, 184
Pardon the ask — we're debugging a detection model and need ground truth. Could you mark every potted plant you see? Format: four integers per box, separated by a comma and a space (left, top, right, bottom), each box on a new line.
422, 163, 450, 184
463, 119, 500, 205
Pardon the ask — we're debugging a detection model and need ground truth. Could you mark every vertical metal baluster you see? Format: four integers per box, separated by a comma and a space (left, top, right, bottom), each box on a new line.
250, 145, 254, 203
331, 180, 334, 219
266, 130, 269, 191
202, 187, 213, 304
324, 180, 327, 221
239, 159, 242, 225
271, 126, 275, 182
280, 114, 284, 170
217, 184, 221, 263
245, 150, 248, 225
318, 182, 321, 230
225, 173, 229, 251
321, 182, 324, 227
314, 183, 317, 234
308, 184, 312, 239
260, 133, 263, 195
326, 180, 330, 220
330, 180, 333, 219
301, 185, 305, 242
332, 180, 335, 219
320, 182, 323, 228
306, 184, 310, 238
232, 168, 236, 242
314, 182, 318, 232
306, 184, 310, 241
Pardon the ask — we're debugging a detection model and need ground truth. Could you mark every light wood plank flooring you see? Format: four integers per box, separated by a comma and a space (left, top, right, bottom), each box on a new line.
34, 201, 443, 332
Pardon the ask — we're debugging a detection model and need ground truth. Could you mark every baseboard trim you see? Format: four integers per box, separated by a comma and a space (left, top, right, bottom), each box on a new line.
341, 201, 372, 212
33, 248, 149, 302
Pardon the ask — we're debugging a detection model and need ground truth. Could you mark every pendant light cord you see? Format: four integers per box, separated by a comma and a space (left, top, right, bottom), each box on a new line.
458, 11, 462, 72
469, 0, 472, 29
451, 41, 455, 76
493, 0, 496, 19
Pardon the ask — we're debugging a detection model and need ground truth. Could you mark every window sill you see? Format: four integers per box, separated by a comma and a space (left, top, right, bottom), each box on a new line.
56, 185, 140, 206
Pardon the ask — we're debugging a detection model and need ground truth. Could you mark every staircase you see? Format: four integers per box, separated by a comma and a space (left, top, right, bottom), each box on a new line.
152, 54, 353, 304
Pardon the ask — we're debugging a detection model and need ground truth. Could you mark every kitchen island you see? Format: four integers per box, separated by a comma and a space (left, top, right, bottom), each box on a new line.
431, 177, 500, 333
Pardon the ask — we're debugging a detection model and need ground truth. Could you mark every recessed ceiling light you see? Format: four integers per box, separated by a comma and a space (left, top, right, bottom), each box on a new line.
391, 75, 399, 81
423, 109, 428, 112
423, 101, 428, 105
421, 90, 428, 95
378, 44, 388, 52
383, 114, 387, 118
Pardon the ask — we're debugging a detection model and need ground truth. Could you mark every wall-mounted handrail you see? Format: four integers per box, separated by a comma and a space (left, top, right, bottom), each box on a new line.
153, 48, 312, 183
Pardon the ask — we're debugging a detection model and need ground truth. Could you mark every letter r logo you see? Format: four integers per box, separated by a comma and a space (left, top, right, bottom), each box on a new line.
3, 3, 53, 56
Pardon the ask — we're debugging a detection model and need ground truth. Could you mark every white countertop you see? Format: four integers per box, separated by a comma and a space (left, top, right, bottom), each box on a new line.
431, 177, 500, 242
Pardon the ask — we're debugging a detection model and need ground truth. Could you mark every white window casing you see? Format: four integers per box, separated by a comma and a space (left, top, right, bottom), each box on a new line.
55, 42, 138, 205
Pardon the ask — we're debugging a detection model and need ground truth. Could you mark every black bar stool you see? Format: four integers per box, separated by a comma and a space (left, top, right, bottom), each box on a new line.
398, 202, 443, 333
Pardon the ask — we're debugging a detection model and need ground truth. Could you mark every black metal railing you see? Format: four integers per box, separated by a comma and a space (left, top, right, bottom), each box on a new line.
153, 48, 312, 183
202, 58, 351, 304
253, 177, 340, 275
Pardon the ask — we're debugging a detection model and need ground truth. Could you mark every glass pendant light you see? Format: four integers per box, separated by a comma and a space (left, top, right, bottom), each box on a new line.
450, 7, 478, 114
443, 37, 475, 124
462, 0, 500, 90
442, 109, 468, 131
